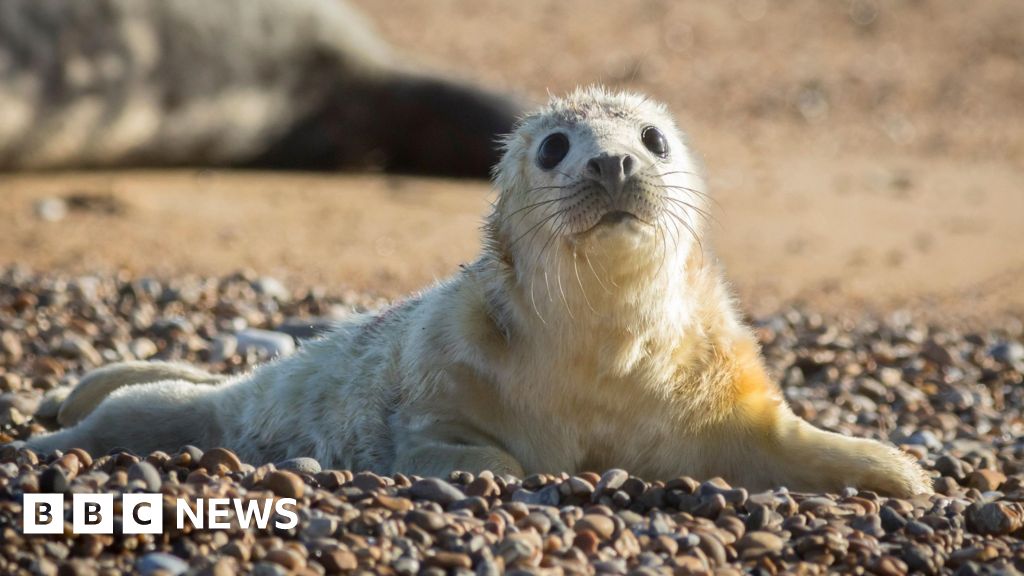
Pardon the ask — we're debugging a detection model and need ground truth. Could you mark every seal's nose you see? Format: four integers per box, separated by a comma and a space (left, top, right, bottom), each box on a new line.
585, 154, 636, 194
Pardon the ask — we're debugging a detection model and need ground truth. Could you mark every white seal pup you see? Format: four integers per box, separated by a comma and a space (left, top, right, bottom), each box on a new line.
26, 87, 933, 496
0, 0, 521, 177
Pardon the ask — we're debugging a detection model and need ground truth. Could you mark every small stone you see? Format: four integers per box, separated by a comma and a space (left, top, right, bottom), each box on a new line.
255, 277, 291, 301
512, 484, 560, 507
209, 335, 238, 363
275, 317, 337, 341
128, 461, 162, 492
560, 476, 595, 498
236, 329, 296, 358
129, 338, 158, 360
407, 509, 446, 532
302, 516, 338, 540
969, 501, 1024, 535
736, 531, 784, 559
966, 469, 1006, 492
0, 330, 22, 362
40, 466, 70, 493
934, 455, 967, 481
58, 335, 103, 366
466, 475, 500, 498
576, 514, 615, 540
265, 549, 305, 571
0, 372, 22, 392
136, 552, 189, 575
321, 547, 358, 572
34, 197, 68, 222
989, 341, 1024, 365
594, 469, 629, 497
375, 495, 414, 512
197, 447, 242, 474
352, 471, 387, 492
275, 457, 321, 475
424, 551, 472, 570
263, 470, 305, 499
409, 477, 466, 506
36, 386, 73, 420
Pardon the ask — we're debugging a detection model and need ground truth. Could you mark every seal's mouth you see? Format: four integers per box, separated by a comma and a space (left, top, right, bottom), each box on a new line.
598, 210, 637, 226
575, 209, 653, 238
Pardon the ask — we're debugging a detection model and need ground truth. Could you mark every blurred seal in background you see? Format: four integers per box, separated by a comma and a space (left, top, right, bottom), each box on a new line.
0, 0, 524, 177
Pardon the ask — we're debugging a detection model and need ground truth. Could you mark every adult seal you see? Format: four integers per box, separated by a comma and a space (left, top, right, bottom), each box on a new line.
25, 87, 933, 497
0, 0, 522, 177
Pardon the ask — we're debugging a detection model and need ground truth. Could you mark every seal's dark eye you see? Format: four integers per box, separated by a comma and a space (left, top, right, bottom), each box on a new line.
537, 133, 570, 170
641, 126, 669, 157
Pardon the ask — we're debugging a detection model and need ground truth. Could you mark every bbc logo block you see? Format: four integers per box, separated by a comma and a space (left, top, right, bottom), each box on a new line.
22, 493, 297, 535
23, 493, 163, 535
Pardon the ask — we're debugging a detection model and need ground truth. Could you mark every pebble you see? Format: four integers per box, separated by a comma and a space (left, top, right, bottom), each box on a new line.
34, 197, 68, 222
129, 338, 158, 360
263, 470, 305, 499
209, 335, 238, 363
969, 502, 1023, 535
235, 329, 296, 358
128, 461, 162, 492
197, 447, 243, 474
136, 552, 189, 575
410, 477, 466, 506
0, 271, 1022, 574
275, 457, 321, 475
575, 514, 615, 540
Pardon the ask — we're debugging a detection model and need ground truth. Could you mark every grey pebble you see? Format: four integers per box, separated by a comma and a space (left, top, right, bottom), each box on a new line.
236, 328, 296, 358
276, 457, 322, 475
128, 461, 162, 492
136, 552, 189, 576
410, 477, 466, 506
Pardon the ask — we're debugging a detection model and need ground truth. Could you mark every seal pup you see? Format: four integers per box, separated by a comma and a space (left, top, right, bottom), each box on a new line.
25, 87, 933, 496
0, 0, 521, 177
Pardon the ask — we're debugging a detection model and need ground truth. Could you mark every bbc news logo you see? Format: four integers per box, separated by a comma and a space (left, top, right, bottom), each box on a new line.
23, 494, 298, 535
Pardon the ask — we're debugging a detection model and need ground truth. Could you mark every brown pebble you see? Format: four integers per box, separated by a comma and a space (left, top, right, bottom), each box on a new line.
197, 447, 242, 474
573, 529, 600, 555
576, 514, 615, 540
375, 495, 414, 512
736, 531, 784, 559
266, 548, 306, 571
966, 469, 1007, 492
67, 448, 93, 469
424, 551, 472, 569
467, 476, 500, 498
264, 470, 305, 499
322, 547, 358, 572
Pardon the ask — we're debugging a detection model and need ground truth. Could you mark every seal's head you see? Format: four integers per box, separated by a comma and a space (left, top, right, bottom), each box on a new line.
488, 86, 708, 286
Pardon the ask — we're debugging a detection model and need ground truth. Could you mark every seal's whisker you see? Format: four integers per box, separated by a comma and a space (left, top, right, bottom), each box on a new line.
665, 210, 705, 266
555, 237, 575, 321
653, 218, 668, 279
661, 195, 717, 226
497, 196, 564, 228
584, 246, 613, 295
507, 205, 567, 250
572, 247, 597, 314
651, 170, 699, 178
658, 184, 723, 211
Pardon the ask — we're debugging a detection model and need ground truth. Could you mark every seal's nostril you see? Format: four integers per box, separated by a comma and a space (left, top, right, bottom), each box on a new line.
587, 158, 602, 177
622, 154, 635, 176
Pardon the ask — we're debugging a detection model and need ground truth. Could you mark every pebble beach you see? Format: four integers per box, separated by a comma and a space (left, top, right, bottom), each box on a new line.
1, 268, 1023, 575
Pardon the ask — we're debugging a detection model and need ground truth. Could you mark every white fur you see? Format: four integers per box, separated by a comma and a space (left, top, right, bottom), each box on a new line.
26, 87, 932, 496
